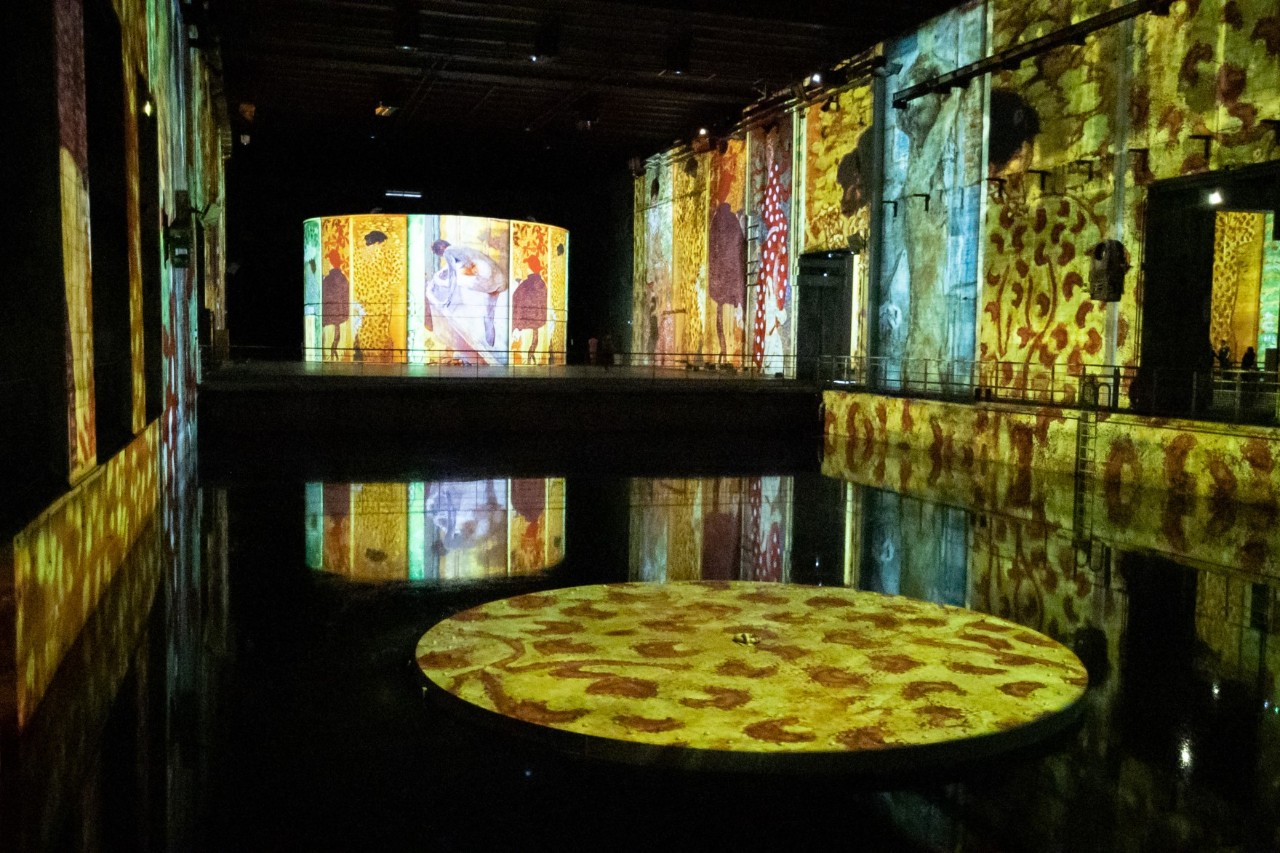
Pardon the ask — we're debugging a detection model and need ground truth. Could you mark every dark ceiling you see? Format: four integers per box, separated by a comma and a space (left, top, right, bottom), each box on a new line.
213, 0, 959, 157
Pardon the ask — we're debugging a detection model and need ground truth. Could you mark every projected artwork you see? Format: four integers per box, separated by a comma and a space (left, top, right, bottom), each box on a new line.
304, 215, 567, 365
1211, 211, 1267, 362
305, 479, 566, 582
878, 4, 984, 374
979, 3, 1123, 402
803, 82, 874, 255
629, 477, 793, 582
633, 161, 675, 364
707, 139, 748, 366
56, 0, 97, 480
417, 582, 1088, 765
750, 117, 795, 373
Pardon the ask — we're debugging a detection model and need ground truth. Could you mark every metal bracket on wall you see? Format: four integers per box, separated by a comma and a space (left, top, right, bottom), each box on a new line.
891, 0, 1170, 109
1188, 134, 1213, 161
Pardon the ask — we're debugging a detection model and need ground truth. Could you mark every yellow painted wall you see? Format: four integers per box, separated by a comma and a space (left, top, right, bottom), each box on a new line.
5, 423, 159, 726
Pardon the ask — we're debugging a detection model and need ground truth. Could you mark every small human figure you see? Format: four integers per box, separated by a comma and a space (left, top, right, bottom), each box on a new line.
587, 336, 599, 365
1242, 346, 1260, 410
1217, 341, 1232, 371
601, 334, 615, 370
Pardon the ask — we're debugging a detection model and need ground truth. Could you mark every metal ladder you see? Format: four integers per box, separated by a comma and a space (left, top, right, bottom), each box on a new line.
1072, 382, 1106, 574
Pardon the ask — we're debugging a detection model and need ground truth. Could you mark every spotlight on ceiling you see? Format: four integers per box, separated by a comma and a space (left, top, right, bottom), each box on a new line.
664, 28, 691, 76
392, 0, 419, 51
808, 72, 822, 85
1208, 189, 1224, 205
698, 127, 708, 136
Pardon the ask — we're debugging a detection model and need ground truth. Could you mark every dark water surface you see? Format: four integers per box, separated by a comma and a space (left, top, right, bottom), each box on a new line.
9, 438, 1280, 852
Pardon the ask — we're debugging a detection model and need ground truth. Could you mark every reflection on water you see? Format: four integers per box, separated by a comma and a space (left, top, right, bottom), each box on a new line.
304, 479, 566, 581
628, 477, 793, 582
9, 446, 1280, 850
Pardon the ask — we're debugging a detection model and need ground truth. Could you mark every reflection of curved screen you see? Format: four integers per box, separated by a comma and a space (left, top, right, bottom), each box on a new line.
303, 214, 568, 365
305, 480, 565, 582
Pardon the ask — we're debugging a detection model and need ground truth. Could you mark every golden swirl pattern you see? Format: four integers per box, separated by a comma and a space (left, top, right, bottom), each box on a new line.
417, 582, 1087, 757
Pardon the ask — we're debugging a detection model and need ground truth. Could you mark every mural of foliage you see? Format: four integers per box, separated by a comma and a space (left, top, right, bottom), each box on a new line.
673, 154, 709, 363
980, 2, 1127, 401
879, 2, 985, 373
803, 83, 875, 254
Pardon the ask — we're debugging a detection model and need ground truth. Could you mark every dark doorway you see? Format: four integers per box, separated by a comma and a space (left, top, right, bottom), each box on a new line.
137, 82, 163, 421
1139, 162, 1280, 414
794, 250, 854, 380
85, 0, 132, 459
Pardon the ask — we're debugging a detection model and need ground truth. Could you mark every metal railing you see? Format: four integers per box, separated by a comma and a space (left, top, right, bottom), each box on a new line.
203, 345, 810, 382
199, 344, 1280, 426
819, 355, 1280, 426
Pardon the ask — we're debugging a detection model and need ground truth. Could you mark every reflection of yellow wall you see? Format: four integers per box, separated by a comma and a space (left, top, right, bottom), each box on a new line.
1212, 211, 1266, 360
8, 423, 159, 726
827, 387, 1280, 505
352, 483, 409, 581
825, 388, 1280, 507
1195, 574, 1280, 703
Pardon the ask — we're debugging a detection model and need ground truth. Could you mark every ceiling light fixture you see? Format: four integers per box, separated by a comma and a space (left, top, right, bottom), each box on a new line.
664, 28, 691, 76
392, 0, 419, 51
374, 102, 398, 117
385, 189, 423, 199
1208, 190, 1223, 205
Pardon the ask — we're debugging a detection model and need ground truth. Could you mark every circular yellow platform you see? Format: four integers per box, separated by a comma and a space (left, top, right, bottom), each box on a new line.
416, 582, 1088, 772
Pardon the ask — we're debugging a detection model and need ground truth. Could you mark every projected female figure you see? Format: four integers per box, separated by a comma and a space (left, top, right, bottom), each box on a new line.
708, 171, 745, 363
426, 480, 507, 574
322, 249, 351, 359
428, 239, 508, 352
512, 254, 549, 363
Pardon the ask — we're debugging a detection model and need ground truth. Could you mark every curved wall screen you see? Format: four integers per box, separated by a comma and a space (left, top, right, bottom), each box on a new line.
304, 214, 568, 365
